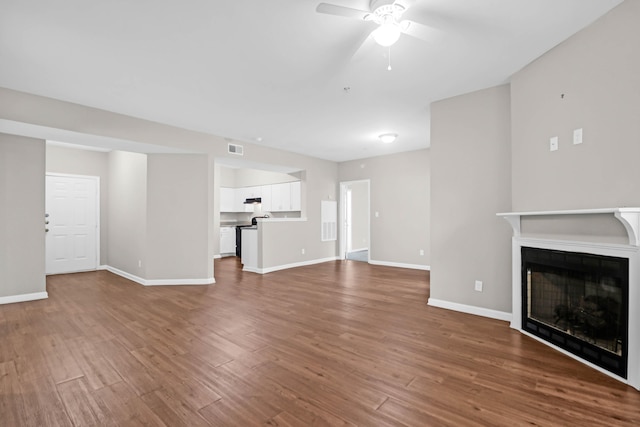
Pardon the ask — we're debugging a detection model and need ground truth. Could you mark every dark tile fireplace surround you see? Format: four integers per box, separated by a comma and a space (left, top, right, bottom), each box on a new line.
521, 247, 628, 378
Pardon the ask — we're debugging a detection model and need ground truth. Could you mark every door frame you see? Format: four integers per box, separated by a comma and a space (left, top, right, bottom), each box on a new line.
339, 179, 370, 261
45, 173, 101, 274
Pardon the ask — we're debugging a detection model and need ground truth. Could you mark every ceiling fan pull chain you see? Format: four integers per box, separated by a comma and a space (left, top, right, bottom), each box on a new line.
388, 47, 392, 71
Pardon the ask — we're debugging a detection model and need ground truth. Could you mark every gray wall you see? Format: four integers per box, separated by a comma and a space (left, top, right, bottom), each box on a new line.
146, 154, 212, 280
339, 149, 430, 267
46, 145, 109, 265
108, 151, 147, 277
0, 88, 339, 283
430, 85, 512, 313
0, 134, 46, 298
511, 0, 640, 211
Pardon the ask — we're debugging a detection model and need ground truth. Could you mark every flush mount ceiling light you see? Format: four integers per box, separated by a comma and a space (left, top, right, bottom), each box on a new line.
379, 133, 397, 143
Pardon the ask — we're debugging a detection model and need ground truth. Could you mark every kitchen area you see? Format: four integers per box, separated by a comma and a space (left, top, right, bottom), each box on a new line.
217, 163, 303, 272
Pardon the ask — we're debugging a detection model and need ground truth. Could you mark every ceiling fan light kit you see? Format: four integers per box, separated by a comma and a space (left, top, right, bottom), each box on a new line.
316, 0, 426, 49
372, 16, 402, 47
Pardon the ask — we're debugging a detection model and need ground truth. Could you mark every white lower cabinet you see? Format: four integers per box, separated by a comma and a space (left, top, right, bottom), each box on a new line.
241, 228, 258, 272
220, 226, 236, 255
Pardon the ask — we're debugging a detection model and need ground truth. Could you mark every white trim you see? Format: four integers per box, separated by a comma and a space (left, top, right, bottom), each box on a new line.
510, 236, 640, 389
497, 207, 640, 217
369, 259, 430, 271
428, 298, 512, 322
214, 254, 222, 259
258, 217, 307, 222
497, 207, 640, 246
105, 266, 214, 286
0, 291, 48, 305
254, 256, 340, 274
339, 179, 371, 261
519, 329, 633, 389
97, 265, 108, 270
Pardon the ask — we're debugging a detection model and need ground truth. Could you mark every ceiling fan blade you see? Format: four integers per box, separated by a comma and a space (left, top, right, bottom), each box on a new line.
394, 0, 416, 11
316, 3, 372, 21
400, 20, 441, 42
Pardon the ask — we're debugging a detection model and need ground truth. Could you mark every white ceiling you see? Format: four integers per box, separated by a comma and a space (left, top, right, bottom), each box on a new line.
0, 0, 623, 162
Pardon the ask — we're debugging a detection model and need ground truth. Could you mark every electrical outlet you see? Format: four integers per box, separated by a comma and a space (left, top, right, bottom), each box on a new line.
419, 249, 424, 256
549, 136, 558, 151
301, 248, 305, 255
138, 260, 142, 268
474, 280, 483, 292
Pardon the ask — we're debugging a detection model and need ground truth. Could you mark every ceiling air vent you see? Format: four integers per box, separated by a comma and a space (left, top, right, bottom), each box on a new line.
228, 143, 244, 155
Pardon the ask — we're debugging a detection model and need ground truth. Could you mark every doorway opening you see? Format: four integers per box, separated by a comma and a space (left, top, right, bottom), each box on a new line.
339, 180, 370, 262
45, 173, 100, 274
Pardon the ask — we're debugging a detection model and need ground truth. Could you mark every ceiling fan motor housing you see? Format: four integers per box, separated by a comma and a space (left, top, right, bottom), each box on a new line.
369, 0, 405, 23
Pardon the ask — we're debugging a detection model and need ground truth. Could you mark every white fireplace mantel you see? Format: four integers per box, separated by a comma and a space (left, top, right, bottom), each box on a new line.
497, 207, 640, 246
497, 207, 640, 390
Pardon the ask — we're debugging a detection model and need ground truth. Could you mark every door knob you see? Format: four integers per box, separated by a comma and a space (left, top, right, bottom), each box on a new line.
45, 228, 49, 232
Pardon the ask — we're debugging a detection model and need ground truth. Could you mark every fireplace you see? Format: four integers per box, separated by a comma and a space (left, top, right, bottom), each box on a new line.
498, 207, 640, 389
521, 247, 628, 378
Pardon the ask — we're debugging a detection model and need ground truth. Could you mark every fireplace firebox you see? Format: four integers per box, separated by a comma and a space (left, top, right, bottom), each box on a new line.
521, 247, 628, 378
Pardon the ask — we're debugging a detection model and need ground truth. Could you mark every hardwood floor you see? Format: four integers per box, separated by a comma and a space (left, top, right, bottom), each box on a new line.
1, 258, 639, 426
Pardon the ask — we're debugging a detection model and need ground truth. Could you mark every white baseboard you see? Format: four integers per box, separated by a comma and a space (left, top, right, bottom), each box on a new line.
427, 298, 512, 322
105, 266, 215, 286
0, 291, 48, 305
369, 259, 430, 271
214, 254, 222, 259
258, 256, 340, 274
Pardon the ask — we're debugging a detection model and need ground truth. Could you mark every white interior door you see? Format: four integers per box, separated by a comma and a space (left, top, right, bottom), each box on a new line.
46, 174, 99, 274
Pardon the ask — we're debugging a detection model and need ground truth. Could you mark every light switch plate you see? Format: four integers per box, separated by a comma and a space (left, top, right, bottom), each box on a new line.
550, 136, 559, 151
573, 128, 583, 145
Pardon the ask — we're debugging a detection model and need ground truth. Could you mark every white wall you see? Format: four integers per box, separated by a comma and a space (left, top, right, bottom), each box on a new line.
339, 149, 430, 268
46, 145, 109, 265
0, 134, 46, 300
430, 85, 512, 314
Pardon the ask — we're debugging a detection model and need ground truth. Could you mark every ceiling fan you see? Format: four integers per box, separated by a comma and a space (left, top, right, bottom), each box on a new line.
316, 0, 434, 47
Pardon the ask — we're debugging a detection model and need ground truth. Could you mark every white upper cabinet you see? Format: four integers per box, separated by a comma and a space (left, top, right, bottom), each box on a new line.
290, 181, 301, 211
220, 187, 235, 212
270, 181, 301, 212
260, 185, 272, 211
221, 182, 301, 213
270, 182, 289, 212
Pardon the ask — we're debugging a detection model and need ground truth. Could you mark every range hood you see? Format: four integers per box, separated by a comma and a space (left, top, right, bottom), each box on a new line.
243, 197, 262, 204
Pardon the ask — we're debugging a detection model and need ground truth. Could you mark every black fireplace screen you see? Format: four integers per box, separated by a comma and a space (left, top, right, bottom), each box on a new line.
522, 247, 628, 378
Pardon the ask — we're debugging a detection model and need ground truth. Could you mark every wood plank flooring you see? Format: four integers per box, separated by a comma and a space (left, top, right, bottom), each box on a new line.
1, 257, 639, 426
